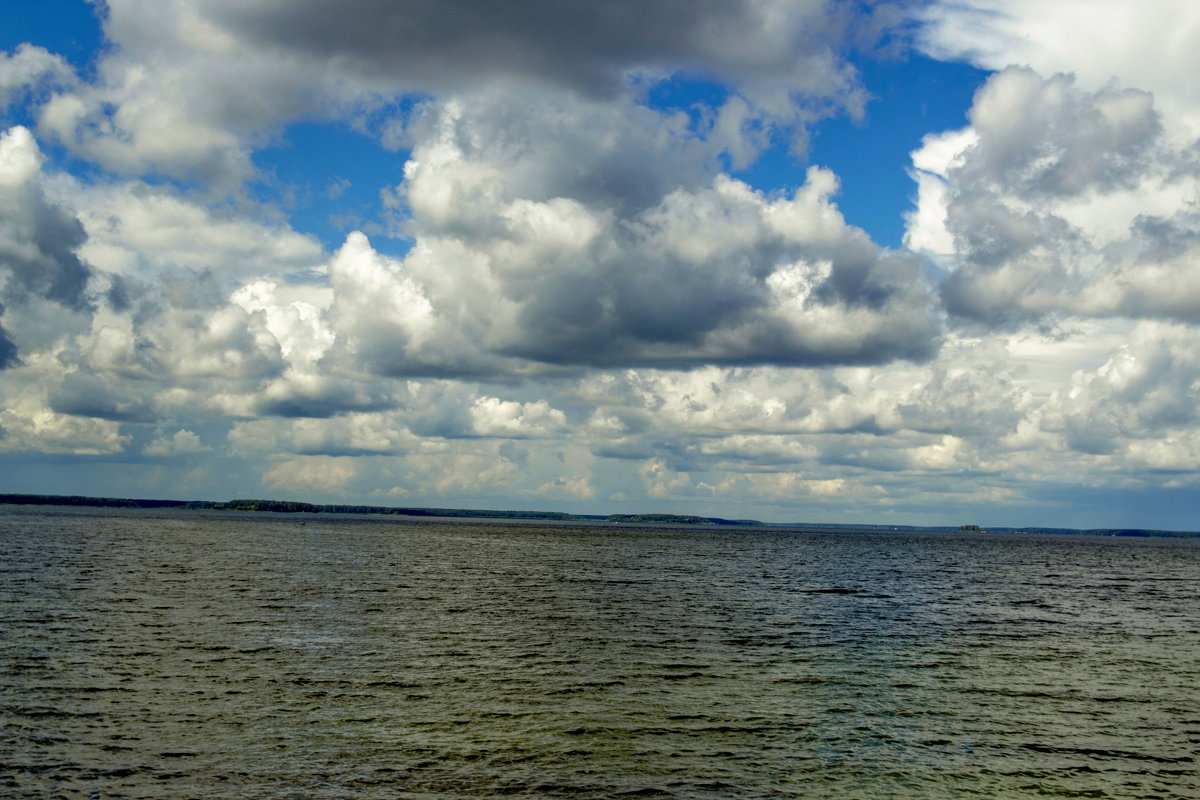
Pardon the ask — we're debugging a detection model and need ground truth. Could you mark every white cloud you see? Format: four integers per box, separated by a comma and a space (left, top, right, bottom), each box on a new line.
325, 232, 502, 378
0, 44, 74, 109
905, 67, 1200, 326
0, 351, 128, 454
470, 397, 567, 438
533, 474, 595, 500
26, 0, 876, 194
1039, 322, 1200, 456
908, 434, 971, 470
369, 144, 942, 371
0, 126, 92, 311
230, 413, 413, 457
262, 455, 357, 494
700, 471, 854, 501
59, 180, 324, 282
231, 281, 333, 369
143, 428, 208, 456
916, 0, 1200, 140
0, 404, 126, 454
640, 457, 691, 499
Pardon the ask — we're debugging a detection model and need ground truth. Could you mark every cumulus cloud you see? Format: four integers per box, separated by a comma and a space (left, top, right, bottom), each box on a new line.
907, 68, 1200, 326
895, 356, 1029, 438
231, 415, 417, 461
0, 126, 98, 381
28, 0, 880, 192
916, 0, 1200, 140
575, 365, 880, 441
956, 68, 1161, 199
702, 471, 853, 500
0, 351, 129, 455
60, 181, 325, 283
143, 428, 209, 456
470, 397, 567, 438
0, 44, 74, 109
263, 455, 357, 493
0, 126, 92, 311
2, 1, 941, 418
1039, 322, 1200, 456
50, 370, 155, 422
0, 404, 127, 455
324, 232, 490, 378
909, 0, 1200, 333
0, 123, 376, 454
358, 145, 941, 372
533, 474, 595, 500
640, 457, 692, 499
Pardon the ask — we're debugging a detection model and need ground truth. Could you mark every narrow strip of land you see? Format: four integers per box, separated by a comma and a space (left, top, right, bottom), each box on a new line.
2, 494, 1196, 537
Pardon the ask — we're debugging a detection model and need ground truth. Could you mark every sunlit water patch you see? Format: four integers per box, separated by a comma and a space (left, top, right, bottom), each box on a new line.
2, 506, 1197, 798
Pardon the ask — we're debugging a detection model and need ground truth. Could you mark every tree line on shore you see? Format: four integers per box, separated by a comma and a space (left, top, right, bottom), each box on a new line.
1, 493, 1194, 536
0, 493, 761, 526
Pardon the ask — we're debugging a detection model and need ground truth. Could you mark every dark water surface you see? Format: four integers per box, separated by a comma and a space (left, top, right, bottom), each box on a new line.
2, 506, 1197, 798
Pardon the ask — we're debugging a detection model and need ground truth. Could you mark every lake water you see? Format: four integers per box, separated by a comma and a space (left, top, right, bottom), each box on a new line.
2, 505, 1197, 798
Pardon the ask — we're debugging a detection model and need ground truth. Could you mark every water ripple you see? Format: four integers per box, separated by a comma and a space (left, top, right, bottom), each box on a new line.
1, 506, 1197, 799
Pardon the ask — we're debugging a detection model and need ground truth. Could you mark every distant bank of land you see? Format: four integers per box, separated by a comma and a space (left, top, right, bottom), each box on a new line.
0, 493, 760, 527
1, 494, 1196, 537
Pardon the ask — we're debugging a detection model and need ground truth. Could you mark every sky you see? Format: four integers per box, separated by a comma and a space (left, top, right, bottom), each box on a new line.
2, 0, 1199, 529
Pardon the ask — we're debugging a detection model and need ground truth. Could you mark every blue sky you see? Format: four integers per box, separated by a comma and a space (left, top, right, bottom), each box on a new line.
2, 1, 1199, 529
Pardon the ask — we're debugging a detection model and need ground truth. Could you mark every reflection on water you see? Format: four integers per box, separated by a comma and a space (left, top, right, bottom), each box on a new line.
2, 506, 1198, 798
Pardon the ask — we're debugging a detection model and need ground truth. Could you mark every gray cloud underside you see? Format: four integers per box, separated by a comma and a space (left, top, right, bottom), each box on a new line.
198, 0, 861, 98
0, 318, 18, 369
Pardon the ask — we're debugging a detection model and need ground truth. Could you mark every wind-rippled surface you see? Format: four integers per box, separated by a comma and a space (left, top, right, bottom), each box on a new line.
2, 506, 1198, 799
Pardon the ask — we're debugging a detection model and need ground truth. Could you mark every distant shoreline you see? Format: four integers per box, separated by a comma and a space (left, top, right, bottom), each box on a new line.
2, 493, 1197, 538
0, 493, 760, 528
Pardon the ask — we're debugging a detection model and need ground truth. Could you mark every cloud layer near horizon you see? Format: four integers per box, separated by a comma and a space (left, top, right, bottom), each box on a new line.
2, 0, 1199, 527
